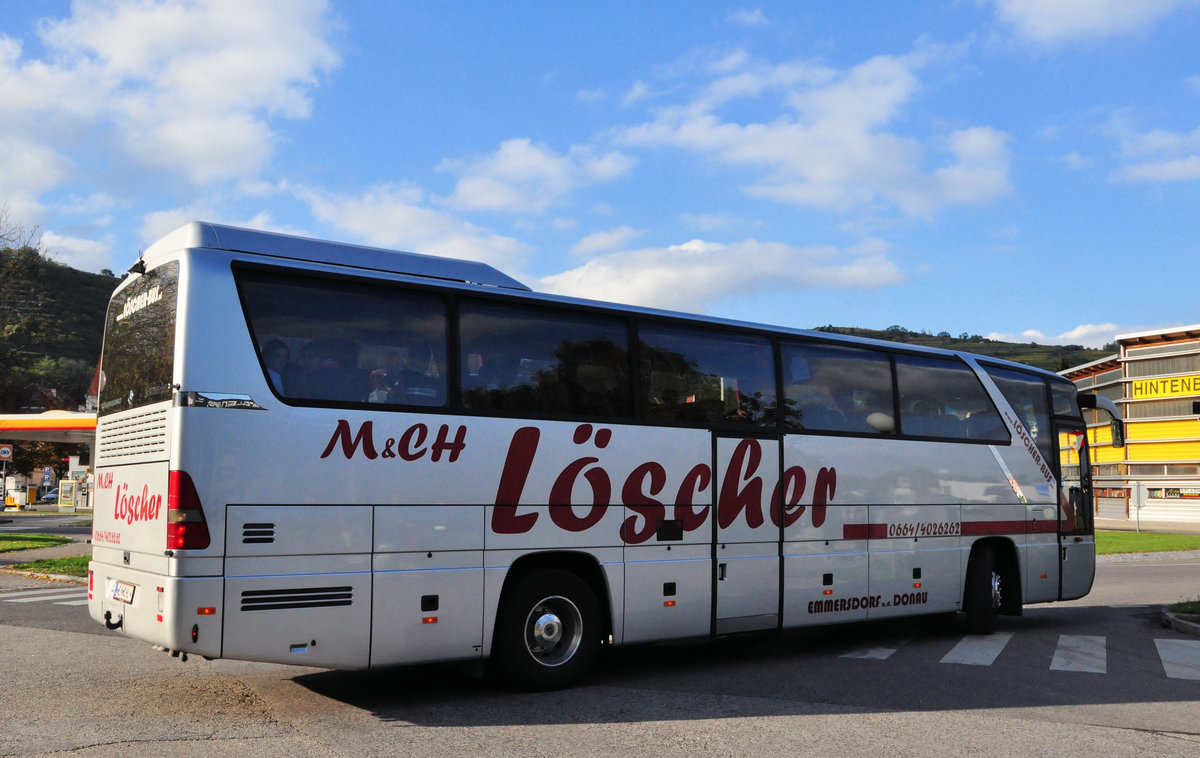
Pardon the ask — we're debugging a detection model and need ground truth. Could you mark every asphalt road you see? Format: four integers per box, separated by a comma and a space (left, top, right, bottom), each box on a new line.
1, 541, 1197, 757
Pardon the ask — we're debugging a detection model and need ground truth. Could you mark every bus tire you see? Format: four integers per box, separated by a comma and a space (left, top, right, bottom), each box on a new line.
964, 545, 1001, 634
494, 568, 600, 690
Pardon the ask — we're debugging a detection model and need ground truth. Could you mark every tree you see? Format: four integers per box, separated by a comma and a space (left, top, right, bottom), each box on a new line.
7, 440, 87, 483
0, 204, 40, 250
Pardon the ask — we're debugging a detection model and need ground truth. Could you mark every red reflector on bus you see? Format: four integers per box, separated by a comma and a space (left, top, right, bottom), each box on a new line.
197, 607, 216, 616
913, 582, 922, 589
823, 589, 833, 596
664, 600, 676, 607
422, 616, 438, 624
167, 471, 211, 551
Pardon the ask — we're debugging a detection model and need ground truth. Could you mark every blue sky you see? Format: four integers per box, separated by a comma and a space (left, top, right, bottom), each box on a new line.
2, 1, 1198, 348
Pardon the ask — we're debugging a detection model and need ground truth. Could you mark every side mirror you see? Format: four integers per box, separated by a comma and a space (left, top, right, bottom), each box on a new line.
1078, 393, 1124, 448
1110, 418, 1125, 448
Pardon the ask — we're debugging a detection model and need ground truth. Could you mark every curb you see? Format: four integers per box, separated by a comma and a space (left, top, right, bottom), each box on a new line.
1162, 609, 1200, 637
0, 567, 87, 584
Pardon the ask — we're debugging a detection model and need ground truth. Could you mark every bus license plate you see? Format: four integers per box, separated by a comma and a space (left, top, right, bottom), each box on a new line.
112, 581, 136, 604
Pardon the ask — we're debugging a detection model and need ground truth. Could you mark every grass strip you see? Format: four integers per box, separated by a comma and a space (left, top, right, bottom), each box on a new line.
7, 555, 90, 577
1095, 530, 1200, 555
1170, 599, 1200, 624
0, 534, 72, 552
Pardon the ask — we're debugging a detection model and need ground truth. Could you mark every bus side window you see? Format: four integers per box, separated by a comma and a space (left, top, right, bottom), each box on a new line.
895, 354, 1006, 442
638, 323, 776, 426
780, 342, 893, 434
458, 300, 631, 418
236, 269, 448, 408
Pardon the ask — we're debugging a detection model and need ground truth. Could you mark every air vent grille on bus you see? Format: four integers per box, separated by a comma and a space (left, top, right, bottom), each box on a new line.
96, 408, 169, 464
240, 587, 353, 612
241, 523, 276, 544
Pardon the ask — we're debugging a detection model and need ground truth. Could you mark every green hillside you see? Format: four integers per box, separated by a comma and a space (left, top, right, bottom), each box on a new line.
814, 325, 1113, 372
1, 244, 119, 412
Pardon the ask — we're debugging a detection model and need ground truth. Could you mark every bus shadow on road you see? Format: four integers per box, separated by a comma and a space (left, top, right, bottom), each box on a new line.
292, 606, 1198, 726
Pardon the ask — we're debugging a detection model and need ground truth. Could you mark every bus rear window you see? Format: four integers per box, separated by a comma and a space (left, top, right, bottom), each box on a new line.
98, 261, 179, 416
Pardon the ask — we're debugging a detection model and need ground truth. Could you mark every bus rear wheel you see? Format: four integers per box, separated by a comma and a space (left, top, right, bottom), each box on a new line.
964, 546, 1002, 634
494, 568, 600, 690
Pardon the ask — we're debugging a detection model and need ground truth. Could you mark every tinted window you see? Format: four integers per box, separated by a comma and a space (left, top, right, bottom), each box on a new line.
895, 354, 1007, 441
781, 342, 895, 433
99, 261, 179, 416
639, 324, 775, 426
986, 366, 1051, 460
459, 301, 630, 418
237, 270, 447, 407
1050, 380, 1082, 419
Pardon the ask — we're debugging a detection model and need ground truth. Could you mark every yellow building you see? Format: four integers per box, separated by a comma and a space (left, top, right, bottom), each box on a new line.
1063, 324, 1200, 524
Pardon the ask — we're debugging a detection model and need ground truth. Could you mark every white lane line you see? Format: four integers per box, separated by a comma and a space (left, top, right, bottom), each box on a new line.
1050, 634, 1107, 673
940, 632, 1013, 666
1155, 639, 1200, 681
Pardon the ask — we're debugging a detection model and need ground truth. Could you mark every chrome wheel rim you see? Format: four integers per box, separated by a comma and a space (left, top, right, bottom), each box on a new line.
523, 595, 583, 667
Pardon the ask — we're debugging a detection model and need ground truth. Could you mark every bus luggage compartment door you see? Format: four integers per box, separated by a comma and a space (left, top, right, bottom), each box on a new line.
222, 505, 372, 668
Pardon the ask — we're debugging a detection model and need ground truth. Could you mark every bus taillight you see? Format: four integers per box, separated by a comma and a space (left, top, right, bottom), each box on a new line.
167, 471, 211, 550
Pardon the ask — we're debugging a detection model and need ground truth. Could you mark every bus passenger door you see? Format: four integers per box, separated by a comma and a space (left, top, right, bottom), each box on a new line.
713, 434, 781, 635
1058, 424, 1096, 600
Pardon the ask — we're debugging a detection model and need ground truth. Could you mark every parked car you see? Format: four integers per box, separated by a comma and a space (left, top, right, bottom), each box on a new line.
36, 488, 58, 504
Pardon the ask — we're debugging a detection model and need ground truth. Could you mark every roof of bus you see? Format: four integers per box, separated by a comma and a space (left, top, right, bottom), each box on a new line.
136, 221, 1063, 384
140, 221, 530, 291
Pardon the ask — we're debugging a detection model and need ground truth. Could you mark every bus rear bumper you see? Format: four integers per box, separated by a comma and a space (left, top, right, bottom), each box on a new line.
88, 561, 223, 659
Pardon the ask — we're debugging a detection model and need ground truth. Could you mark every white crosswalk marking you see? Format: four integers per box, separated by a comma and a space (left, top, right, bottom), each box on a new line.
1050, 635, 1107, 673
839, 639, 907, 660
1154, 639, 1200, 681
940, 632, 1013, 665
2, 588, 87, 603
829, 632, 1200, 682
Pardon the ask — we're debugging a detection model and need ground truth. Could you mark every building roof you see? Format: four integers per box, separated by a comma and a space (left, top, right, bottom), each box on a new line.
1117, 324, 1200, 346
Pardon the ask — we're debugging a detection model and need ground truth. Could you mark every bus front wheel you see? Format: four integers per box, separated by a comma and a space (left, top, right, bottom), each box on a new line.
494, 568, 600, 690
964, 546, 1001, 634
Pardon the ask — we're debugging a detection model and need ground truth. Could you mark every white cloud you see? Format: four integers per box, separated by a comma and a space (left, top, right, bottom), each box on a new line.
568, 226, 644, 257
540, 237, 904, 312
679, 212, 743, 232
0, 0, 339, 194
1110, 120, 1200, 183
622, 81, 653, 106
41, 231, 113, 272
295, 183, 531, 272
987, 323, 1120, 349
618, 48, 1012, 217
728, 8, 768, 28
992, 0, 1188, 44
441, 139, 636, 214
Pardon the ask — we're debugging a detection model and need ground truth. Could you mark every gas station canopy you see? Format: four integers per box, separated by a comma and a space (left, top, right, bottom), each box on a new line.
0, 411, 97, 445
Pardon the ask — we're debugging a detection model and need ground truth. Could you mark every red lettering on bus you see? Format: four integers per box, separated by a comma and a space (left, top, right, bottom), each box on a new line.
320, 419, 379, 460
620, 462, 668, 544
113, 481, 163, 525
717, 439, 765, 529
492, 427, 541, 533
673, 464, 712, 531
771, 465, 807, 528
